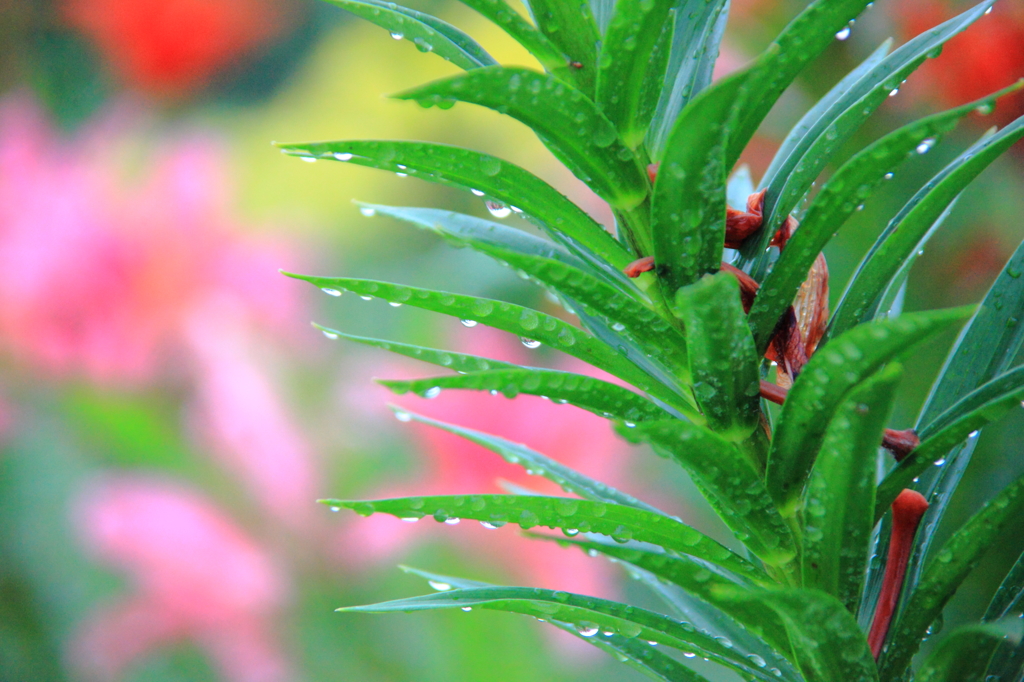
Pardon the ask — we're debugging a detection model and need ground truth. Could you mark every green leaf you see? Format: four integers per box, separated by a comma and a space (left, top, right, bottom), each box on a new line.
878, 469, 1024, 680
748, 86, 1017, 351
714, 588, 878, 682
876, 365, 1024, 517
802, 363, 902, 612
675, 272, 761, 439
986, 549, 1024, 621
646, 0, 730, 161
323, 494, 767, 582
455, 1, 568, 74
617, 419, 795, 566
312, 324, 518, 373
596, 0, 675, 148
391, 67, 647, 208
288, 273, 678, 402
915, 620, 1024, 682
727, 0, 875, 168
324, 0, 497, 70
380, 368, 670, 423
652, 66, 758, 290
525, 0, 601, 94
399, 566, 711, 682
744, 0, 999, 276
832, 113, 1024, 336
340, 585, 783, 681
766, 306, 972, 516
276, 141, 634, 272
393, 408, 667, 514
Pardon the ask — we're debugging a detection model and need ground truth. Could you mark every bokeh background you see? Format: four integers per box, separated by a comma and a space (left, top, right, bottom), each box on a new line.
0, 0, 1022, 680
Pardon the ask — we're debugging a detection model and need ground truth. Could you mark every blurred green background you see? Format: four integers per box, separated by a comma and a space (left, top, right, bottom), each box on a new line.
0, 0, 1022, 680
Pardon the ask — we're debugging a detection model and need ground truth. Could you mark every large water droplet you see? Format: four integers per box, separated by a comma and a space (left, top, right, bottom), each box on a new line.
460, 319, 478, 328
835, 26, 851, 40
322, 330, 340, 340
390, 31, 404, 40
916, 138, 936, 154
470, 189, 485, 196
394, 410, 412, 422
575, 622, 599, 637
360, 207, 377, 217
428, 580, 452, 591
334, 152, 353, 161
444, 517, 461, 525
520, 338, 541, 349
301, 156, 317, 163
321, 287, 342, 297
486, 201, 512, 218
424, 386, 441, 399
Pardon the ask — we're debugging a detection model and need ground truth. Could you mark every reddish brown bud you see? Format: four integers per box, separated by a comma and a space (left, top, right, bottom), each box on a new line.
868, 489, 930, 659
725, 189, 767, 248
646, 163, 659, 185
882, 428, 920, 461
624, 256, 655, 278
569, 61, 584, 69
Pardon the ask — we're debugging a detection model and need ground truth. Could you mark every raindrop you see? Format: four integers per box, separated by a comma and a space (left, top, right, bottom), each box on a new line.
460, 319, 478, 327
334, 152, 353, 161
969, 430, 980, 438
330, 506, 341, 512
444, 518, 461, 525
683, 652, 697, 658
486, 201, 512, 218
322, 330, 340, 340
611, 322, 626, 332
835, 26, 851, 40
575, 622, 599, 637
976, 102, 995, 115
321, 288, 342, 297
563, 528, 580, 536
389, 301, 403, 307
748, 654, 767, 668
985, 5, 993, 14
394, 410, 412, 422
400, 517, 420, 523
934, 458, 946, 466
889, 88, 900, 97
480, 521, 504, 529
884, 172, 894, 180
461, 606, 473, 612
396, 172, 408, 178
471, 189, 485, 196
360, 207, 377, 217
520, 338, 541, 349
390, 31, 404, 40
916, 138, 936, 154
360, 295, 373, 301
424, 386, 442, 399
428, 580, 452, 591
301, 156, 317, 163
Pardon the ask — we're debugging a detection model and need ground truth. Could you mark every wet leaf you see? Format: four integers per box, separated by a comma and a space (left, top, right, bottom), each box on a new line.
526, 0, 601, 95
914, 619, 1024, 682
391, 68, 647, 208
456, 0, 568, 75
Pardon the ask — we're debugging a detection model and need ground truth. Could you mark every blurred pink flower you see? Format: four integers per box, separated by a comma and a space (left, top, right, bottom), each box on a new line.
71, 477, 294, 681
0, 96, 298, 386
334, 327, 642, 597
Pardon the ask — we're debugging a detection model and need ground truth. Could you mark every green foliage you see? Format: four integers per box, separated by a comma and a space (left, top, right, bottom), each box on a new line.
285, 0, 1024, 679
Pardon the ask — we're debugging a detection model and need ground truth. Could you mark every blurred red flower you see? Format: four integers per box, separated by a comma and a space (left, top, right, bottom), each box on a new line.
895, 0, 1024, 125
71, 477, 294, 681
62, 0, 290, 96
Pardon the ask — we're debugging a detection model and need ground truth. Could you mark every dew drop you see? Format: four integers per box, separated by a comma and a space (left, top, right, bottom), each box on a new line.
884, 172, 894, 180
916, 138, 936, 154
444, 517, 461, 525
460, 319, 478, 327
985, 5, 993, 14
424, 386, 442, 399
889, 88, 900, 97
321, 287, 342, 297
394, 410, 412, 422
683, 652, 697, 658
401, 517, 420, 523
360, 207, 377, 217
835, 26, 851, 40
470, 189, 485, 196
480, 521, 504, 529
486, 201, 512, 218
428, 580, 452, 591
301, 156, 317, 163
334, 152, 353, 161
461, 606, 473, 611
520, 337, 541, 349
390, 31, 404, 39
322, 330, 340, 340
389, 301, 403, 307
575, 622, 599, 637
360, 295, 373, 301
330, 506, 341, 512
934, 457, 946, 466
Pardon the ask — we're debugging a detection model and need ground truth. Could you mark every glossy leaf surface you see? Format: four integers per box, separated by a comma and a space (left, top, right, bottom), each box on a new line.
915, 620, 1024, 682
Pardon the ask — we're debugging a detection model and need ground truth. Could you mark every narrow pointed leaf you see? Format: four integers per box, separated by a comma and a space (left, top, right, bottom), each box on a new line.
876, 365, 1024, 516
746, 0, 999, 275
878, 469, 1024, 680
391, 68, 647, 208
675, 272, 761, 439
647, 0, 730, 160
288, 273, 675, 401
312, 324, 517, 373
652, 66, 758, 290
715, 588, 878, 682
322, 494, 768, 582
340, 585, 783, 681
617, 419, 795, 566
915, 620, 1024, 682
325, 0, 497, 70
833, 114, 1024, 336
380, 368, 669, 423
748, 86, 1017, 351
394, 409, 666, 514
986, 549, 1024, 621
455, 1, 568, 74
276, 141, 633, 272
802, 363, 901, 611
726, 0, 875, 167
526, 0, 601, 94
767, 306, 972, 515
596, 0, 675, 148
399, 566, 706, 682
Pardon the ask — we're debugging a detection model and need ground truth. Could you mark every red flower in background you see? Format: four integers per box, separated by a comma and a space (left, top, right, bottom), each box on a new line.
895, 0, 1024, 125
71, 478, 294, 682
62, 0, 291, 96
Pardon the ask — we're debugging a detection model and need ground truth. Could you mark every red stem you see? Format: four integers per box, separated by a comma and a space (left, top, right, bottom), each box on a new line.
867, 489, 930, 659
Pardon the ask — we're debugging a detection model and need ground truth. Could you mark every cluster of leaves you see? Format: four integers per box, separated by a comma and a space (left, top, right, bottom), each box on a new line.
280, 0, 1024, 680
